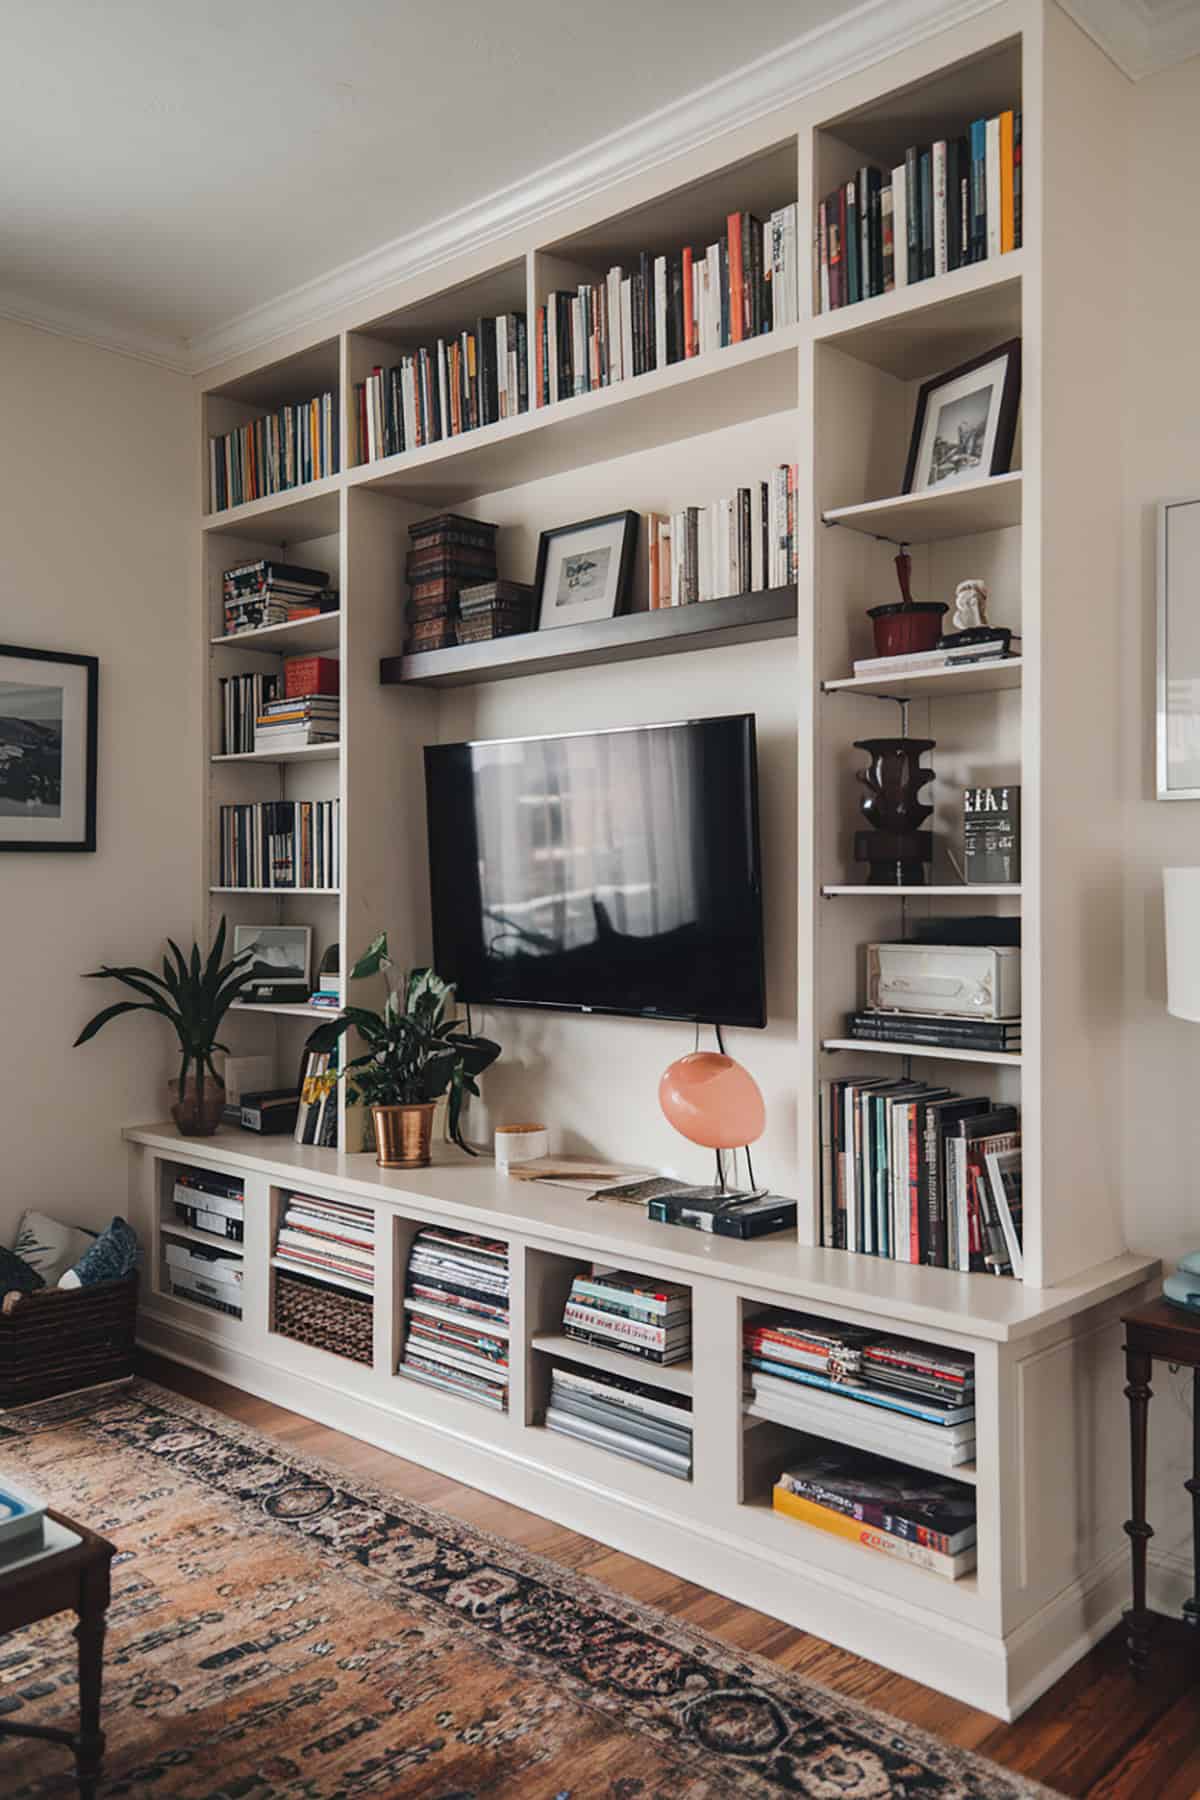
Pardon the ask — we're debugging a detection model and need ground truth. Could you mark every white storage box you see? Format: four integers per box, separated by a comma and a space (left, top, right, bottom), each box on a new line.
865, 943, 1021, 1020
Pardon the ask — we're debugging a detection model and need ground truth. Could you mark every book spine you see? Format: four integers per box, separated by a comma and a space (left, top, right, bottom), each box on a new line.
727, 211, 744, 341
933, 141, 948, 276
999, 109, 1015, 253
919, 150, 934, 279
986, 116, 1001, 259
772, 1487, 968, 1577
904, 148, 920, 282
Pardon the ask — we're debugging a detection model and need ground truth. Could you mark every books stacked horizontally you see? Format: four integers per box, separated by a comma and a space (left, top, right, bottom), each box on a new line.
398, 1228, 510, 1410
222, 559, 335, 638
254, 693, 340, 753
353, 314, 528, 464
646, 465, 798, 607
772, 1438, 976, 1580
217, 798, 339, 889
816, 110, 1021, 313
309, 964, 342, 1011
534, 203, 799, 405
0, 1481, 47, 1566
544, 1362, 693, 1480
220, 672, 278, 755
851, 634, 1016, 679
173, 1168, 244, 1242
562, 1269, 692, 1366
406, 514, 499, 653
164, 1237, 244, 1317
844, 1010, 1022, 1055
454, 580, 535, 645
294, 1050, 339, 1148
210, 394, 338, 512
821, 1073, 1022, 1275
744, 1312, 975, 1469
275, 1193, 373, 1292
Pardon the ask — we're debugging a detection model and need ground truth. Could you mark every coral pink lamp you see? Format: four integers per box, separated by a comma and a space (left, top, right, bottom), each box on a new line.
658, 1051, 767, 1199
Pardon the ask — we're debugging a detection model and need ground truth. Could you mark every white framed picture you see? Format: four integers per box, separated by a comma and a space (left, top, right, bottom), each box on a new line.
232, 924, 313, 990
903, 340, 1021, 494
533, 511, 639, 630
1158, 498, 1200, 799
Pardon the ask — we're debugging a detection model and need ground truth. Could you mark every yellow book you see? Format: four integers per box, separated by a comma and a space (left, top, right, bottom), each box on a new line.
999, 110, 1015, 254
771, 1484, 974, 1580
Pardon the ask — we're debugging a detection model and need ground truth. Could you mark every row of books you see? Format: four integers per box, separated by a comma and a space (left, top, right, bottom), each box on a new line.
275, 1192, 373, 1291
744, 1311, 975, 1470
221, 559, 337, 640
254, 694, 340, 753
210, 394, 338, 512
398, 1227, 510, 1411
851, 635, 1015, 679
772, 1437, 976, 1580
219, 672, 278, 756
172, 1168, 245, 1243
816, 111, 1021, 312
647, 466, 798, 607
535, 203, 799, 405
353, 315, 529, 465
562, 1269, 692, 1367
544, 1362, 693, 1480
294, 1051, 339, 1148
820, 1077, 1022, 1275
217, 799, 340, 890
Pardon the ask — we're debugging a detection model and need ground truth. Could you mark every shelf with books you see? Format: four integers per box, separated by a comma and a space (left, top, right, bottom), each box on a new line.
160, 1220, 245, 1259
811, 256, 1023, 380
268, 1255, 371, 1298
211, 744, 341, 766
204, 337, 340, 521
823, 656, 1023, 700
822, 472, 1022, 544
209, 885, 340, 896
230, 1001, 331, 1020
200, 475, 342, 543
738, 1494, 980, 1613
396, 1224, 511, 1413
530, 1332, 693, 1397
211, 612, 343, 657
821, 884, 1021, 897
823, 1037, 1022, 1066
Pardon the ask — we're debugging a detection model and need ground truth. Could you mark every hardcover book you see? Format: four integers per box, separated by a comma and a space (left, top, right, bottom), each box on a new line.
963, 785, 1021, 885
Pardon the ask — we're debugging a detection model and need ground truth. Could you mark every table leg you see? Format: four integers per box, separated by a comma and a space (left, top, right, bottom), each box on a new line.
1124, 1346, 1155, 1676
1184, 1366, 1200, 1631
73, 1597, 106, 1800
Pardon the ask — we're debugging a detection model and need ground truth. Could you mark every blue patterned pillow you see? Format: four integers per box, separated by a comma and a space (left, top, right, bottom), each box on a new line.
58, 1217, 140, 1290
0, 1246, 45, 1296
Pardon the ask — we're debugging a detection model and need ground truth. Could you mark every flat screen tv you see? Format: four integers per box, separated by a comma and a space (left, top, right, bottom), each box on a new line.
424, 714, 765, 1027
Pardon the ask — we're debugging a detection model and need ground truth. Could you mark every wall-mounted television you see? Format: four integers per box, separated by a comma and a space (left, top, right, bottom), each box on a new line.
424, 713, 765, 1027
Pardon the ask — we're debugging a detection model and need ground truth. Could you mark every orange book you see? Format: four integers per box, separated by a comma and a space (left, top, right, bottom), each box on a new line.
772, 1486, 974, 1579
727, 211, 744, 343
999, 110, 1015, 254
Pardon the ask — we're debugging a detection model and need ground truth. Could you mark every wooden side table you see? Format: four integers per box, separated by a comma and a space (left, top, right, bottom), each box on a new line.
0, 1508, 114, 1797
1122, 1298, 1200, 1673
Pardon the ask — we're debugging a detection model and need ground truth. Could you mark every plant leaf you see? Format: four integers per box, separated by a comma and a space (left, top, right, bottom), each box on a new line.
73, 1000, 162, 1046
349, 933, 390, 982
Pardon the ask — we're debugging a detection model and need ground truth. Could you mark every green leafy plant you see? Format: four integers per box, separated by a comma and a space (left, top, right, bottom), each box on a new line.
73, 917, 256, 1106
306, 933, 500, 1152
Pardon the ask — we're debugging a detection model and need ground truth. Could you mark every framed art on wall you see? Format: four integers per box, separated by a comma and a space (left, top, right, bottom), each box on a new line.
533, 511, 639, 630
0, 645, 98, 852
902, 340, 1021, 494
1157, 498, 1200, 799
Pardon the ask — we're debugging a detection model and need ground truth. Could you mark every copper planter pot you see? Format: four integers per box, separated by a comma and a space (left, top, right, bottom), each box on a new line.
372, 1102, 436, 1168
169, 1072, 226, 1137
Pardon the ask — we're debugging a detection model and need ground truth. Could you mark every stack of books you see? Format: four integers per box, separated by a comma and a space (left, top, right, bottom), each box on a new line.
354, 313, 528, 464
562, 1269, 692, 1366
398, 1228, 510, 1410
173, 1169, 244, 1243
815, 110, 1021, 312
309, 966, 342, 1011
544, 1362, 693, 1480
772, 1438, 976, 1579
0, 1482, 47, 1566
164, 1238, 244, 1317
534, 203, 799, 404
275, 1193, 373, 1292
219, 672, 279, 755
406, 514, 499, 653
821, 1075, 1022, 1274
851, 636, 1015, 679
455, 580, 535, 645
222, 559, 335, 637
744, 1312, 976, 1469
217, 798, 339, 889
646, 465, 798, 606
254, 693, 340, 753
293, 1050, 339, 1147
844, 1010, 1022, 1055
210, 395, 338, 512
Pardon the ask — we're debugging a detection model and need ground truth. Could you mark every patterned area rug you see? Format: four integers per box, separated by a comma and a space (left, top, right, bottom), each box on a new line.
0, 1381, 1054, 1799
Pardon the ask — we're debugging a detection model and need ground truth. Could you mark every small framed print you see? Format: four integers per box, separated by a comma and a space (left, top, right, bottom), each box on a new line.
533, 511, 639, 631
0, 645, 97, 852
903, 339, 1021, 494
1157, 498, 1200, 799
232, 924, 314, 993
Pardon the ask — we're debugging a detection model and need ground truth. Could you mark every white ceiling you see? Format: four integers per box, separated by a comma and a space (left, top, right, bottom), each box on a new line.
1, 0, 1193, 372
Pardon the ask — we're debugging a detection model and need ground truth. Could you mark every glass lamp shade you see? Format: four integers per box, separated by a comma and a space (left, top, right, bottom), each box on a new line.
1165, 867, 1200, 1021
658, 1052, 766, 1150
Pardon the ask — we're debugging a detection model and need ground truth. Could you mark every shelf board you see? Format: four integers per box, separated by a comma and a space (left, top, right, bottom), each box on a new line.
812, 254, 1024, 380
209, 886, 339, 897
271, 1255, 373, 1297
381, 586, 797, 688
822, 884, 1021, 897
744, 1406, 977, 1486
210, 612, 342, 655
230, 1000, 333, 1019
530, 1331, 693, 1396
823, 656, 1022, 699
823, 472, 1022, 545
211, 743, 340, 765
159, 1219, 245, 1257
823, 1037, 1022, 1066
201, 476, 342, 543
349, 325, 802, 503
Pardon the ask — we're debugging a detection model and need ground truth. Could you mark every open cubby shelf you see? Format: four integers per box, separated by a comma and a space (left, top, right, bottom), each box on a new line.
822, 472, 1022, 544
530, 1331, 694, 1396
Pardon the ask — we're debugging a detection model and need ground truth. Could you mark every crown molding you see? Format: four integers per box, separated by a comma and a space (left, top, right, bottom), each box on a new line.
1057, 0, 1200, 77
0, 288, 191, 375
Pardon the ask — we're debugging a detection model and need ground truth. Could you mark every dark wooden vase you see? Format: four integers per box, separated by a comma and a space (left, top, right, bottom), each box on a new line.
853, 737, 936, 885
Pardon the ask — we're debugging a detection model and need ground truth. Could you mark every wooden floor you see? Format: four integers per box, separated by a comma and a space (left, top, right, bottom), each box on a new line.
142, 1352, 1199, 1797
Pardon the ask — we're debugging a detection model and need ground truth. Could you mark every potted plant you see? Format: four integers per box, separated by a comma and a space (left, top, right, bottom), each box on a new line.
307, 933, 500, 1169
73, 917, 256, 1136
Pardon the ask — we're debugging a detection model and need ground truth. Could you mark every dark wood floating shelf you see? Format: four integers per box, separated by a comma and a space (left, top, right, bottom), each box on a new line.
379, 585, 798, 688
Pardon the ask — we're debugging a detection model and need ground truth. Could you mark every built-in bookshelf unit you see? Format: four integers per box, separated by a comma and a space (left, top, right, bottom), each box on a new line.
172, 0, 1148, 1721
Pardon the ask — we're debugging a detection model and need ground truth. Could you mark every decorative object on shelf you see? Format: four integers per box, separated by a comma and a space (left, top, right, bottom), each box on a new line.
853, 737, 936, 885
232, 923, 313, 1004
939, 579, 1013, 657
963, 785, 1021, 885
658, 1050, 767, 1203
306, 933, 499, 1169
866, 547, 946, 658
494, 1123, 550, 1171
455, 580, 535, 645
73, 916, 256, 1136
865, 941, 1022, 1020
902, 339, 1021, 494
534, 512, 638, 631
1157, 499, 1200, 798
406, 515, 499, 653
0, 644, 98, 853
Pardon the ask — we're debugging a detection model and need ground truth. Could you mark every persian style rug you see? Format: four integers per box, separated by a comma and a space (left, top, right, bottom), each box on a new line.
0, 1381, 1054, 1799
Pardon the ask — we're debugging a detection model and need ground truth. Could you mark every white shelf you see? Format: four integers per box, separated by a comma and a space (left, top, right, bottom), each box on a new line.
230, 1000, 332, 1019
209, 886, 339, 896
823, 473, 1022, 544
212, 743, 340, 764
811, 253, 1024, 380
202, 476, 341, 542
822, 884, 1021, 897
271, 1255, 373, 1297
530, 1330, 693, 1395
738, 1495, 979, 1609
823, 1037, 1022, 1066
745, 1401, 977, 1486
823, 657, 1023, 699
210, 612, 341, 655
159, 1219, 245, 1257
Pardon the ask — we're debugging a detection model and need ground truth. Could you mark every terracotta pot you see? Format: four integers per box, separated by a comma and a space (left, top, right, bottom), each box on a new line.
169, 1072, 226, 1137
372, 1101, 436, 1169
866, 600, 947, 657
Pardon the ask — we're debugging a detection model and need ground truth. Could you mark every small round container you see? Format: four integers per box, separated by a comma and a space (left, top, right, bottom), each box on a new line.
494, 1123, 549, 1170
866, 600, 947, 658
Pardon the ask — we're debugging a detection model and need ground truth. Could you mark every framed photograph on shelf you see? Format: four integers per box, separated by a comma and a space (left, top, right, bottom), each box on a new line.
0, 644, 97, 853
533, 511, 638, 631
232, 923, 313, 1002
1157, 497, 1200, 799
903, 340, 1021, 494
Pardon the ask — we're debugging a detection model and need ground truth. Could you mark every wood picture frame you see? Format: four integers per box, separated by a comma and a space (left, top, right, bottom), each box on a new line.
533, 511, 639, 631
902, 339, 1022, 495
0, 644, 98, 853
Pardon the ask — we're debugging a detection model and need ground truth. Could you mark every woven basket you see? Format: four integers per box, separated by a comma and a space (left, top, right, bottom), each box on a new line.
273, 1270, 373, 1365
0, 1274, 138, 1407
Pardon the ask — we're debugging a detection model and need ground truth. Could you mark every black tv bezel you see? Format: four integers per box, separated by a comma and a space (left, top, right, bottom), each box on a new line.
423, 713, 766, 1029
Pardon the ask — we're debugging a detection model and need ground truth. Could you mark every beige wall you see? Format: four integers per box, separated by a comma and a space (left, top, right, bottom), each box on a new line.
0, 319, 195, 1232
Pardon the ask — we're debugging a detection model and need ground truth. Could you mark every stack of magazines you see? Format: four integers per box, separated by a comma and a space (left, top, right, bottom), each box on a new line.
544, 1363, 692, 1480
398, 1228, 510, 1410
563, 1269, 691, 1366
772, 1438, 976, 1579
274, 1194, 374, 1293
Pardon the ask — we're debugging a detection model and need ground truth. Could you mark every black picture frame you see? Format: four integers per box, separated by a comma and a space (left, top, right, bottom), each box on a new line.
902, 339, 1022, 495
533, 511, 639, 631
0, 644, 98, 853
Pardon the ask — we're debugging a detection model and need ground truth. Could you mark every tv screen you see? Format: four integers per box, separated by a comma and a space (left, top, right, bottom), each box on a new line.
424, 714, 765, 1027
